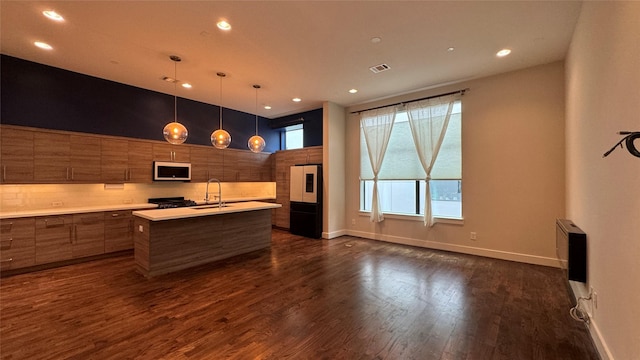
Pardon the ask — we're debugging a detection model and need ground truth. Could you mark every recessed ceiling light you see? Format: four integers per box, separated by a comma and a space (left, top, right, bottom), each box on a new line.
349, 89, 358, 94
447, 47, 455, 52
292, 98, 301, 102
264, 105, 272, 110
496, 49, 511, 57
371, 37, 382, 44
217, 20, 231, 31
42, 10, 64, 22
181, 83, 192, 89
34, 41, 53, 50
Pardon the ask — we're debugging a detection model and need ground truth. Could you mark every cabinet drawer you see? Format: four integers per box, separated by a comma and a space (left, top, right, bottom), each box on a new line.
0, 218, 35, 270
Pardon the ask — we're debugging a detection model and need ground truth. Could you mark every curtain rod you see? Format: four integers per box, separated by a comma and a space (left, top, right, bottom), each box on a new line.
350, 88, 469, 114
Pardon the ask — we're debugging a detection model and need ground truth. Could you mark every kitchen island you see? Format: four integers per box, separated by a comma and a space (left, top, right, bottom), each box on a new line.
132, 201, 281, 277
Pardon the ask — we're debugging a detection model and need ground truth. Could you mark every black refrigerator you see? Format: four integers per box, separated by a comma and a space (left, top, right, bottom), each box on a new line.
289, 164, 322, 238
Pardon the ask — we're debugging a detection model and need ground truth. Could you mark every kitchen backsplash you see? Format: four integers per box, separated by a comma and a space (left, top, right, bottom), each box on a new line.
0, 182, 276, 211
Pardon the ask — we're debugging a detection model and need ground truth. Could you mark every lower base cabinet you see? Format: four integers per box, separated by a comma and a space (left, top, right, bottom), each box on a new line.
104, 210, 133, 252
0, 217, 35, 270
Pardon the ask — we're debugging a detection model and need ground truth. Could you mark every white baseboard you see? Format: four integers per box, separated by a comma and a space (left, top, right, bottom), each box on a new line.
569, 282, 614, 360
345, 229, 560, 267
322, 229, 347, 239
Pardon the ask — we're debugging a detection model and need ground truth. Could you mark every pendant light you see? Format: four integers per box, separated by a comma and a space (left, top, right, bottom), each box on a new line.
211, 72, 231, 149
163, 55, 188, 145
248, 84, 266, 153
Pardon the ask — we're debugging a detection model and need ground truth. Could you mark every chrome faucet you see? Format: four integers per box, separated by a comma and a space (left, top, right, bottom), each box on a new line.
205, 178, 223, 208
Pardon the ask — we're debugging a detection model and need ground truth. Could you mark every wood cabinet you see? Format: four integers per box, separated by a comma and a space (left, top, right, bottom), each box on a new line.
190, 146, 224, 182
35, 213, 104, 264
0, 127, 34, 183
72, 213, 105, 258
223, 150, 273, 182
0, 217, 35, 270
104, 210, 133, 252
35, 215, 73, 264
33, 132, 101, 183
152, 143, 190, 162
101, 139, 152, 183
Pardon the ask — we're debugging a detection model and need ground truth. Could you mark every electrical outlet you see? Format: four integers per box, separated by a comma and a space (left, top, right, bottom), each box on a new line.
351, 218, 356, 225
138, 225, 144, 233
470, 232, 477, 240
123, 199, 133, 204
51, 201, 63, 207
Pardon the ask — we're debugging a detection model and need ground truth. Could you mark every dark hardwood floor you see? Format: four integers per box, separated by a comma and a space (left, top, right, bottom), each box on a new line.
1, 229, 599, 360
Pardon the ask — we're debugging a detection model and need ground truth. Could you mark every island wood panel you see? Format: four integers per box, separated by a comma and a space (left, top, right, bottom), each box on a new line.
0, 217, 35, 270
134, 209, 272, 277
273, 146, 323, 228
0, 126, 34, 183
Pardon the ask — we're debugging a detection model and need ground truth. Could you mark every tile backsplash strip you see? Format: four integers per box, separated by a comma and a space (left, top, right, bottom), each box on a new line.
0, 182, 276, 212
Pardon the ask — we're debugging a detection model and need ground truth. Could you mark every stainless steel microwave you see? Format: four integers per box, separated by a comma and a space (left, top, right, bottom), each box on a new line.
153, 161, 191, 181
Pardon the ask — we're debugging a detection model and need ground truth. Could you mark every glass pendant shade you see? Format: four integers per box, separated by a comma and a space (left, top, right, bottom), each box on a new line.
163, 55, 188, 145
211, 129, 231, 149
248, 135, 266, 153
248, 84, 266, 153
163, 121, 188, 144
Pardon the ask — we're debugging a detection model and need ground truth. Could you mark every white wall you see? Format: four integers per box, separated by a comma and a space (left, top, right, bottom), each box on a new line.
345, 61, 566, 266
322, 101, 347, 238
565, 2, 640, 359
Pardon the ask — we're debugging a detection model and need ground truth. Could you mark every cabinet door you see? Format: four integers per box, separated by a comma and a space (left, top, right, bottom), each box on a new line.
104, 210, 133, 252
153, 143, 190, 162
35, 216, 73, 264
72, 213, 105, 258
0, 217, 35, 270
0, 127, 34, 183
34, 132, 70, 182
191, 147, 223, 182
222, 150, 239, 181
102, 138, 129, 183
70, 134, 101, 182
128, 140, 153, 183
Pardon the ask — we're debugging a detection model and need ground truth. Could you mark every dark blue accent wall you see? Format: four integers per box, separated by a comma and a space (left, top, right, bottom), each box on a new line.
1, 55, 281, 153
268, 108, 323, 147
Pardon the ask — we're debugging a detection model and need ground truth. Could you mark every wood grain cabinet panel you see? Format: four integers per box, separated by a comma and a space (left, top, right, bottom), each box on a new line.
104, 210, 133, 252
153, 143, 190, 163
190, 146, 223, 182
0, 126, 34, 183
101, 138, 129, 182
0, 217, 35, 270
70, 134, 101, 182
34, 132, 71, 182
35, 216, 73, 264
72, 213, 105, 258
127, 140, 153, 183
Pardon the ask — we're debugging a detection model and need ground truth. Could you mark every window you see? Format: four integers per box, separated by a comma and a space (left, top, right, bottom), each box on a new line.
359, 100, 462, 219
284, 124, 303, 150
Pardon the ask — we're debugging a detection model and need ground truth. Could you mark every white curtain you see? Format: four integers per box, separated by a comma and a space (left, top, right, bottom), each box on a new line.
360, 107, 396, 222
406, 95, 457, 226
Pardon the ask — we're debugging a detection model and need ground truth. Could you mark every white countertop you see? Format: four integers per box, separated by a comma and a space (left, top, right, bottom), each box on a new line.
0, 203, 158, 219
132, 201, 281, 221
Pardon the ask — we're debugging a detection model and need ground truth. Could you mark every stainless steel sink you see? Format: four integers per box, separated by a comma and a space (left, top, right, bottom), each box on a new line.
191, 204, 230, 210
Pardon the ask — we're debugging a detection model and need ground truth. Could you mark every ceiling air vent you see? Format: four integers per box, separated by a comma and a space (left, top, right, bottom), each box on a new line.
369, 63, 390, 74
161, 76, 178, 83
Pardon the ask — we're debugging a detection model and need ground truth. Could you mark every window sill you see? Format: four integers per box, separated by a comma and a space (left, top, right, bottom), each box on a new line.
358, 211, 464, 225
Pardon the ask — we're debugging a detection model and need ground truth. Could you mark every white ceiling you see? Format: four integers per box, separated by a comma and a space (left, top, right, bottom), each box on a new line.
1, 1, 582, 119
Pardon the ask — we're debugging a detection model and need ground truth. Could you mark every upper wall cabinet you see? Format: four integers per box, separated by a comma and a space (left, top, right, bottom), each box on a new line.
152, 143, 190, 163
0, 126, 34, 183
32, 132, 101, 183
102, 138, 153, 183
190, 146, 224, 183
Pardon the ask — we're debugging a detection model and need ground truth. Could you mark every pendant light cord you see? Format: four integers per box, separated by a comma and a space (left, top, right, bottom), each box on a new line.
219, 75, 223, 129
174, 59, 178, 123
254, 85, 260, 135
